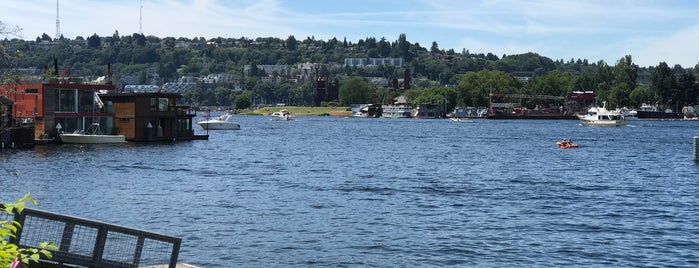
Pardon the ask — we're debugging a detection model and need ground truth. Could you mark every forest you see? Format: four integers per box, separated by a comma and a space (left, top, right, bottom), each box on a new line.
2, 28, 699, 112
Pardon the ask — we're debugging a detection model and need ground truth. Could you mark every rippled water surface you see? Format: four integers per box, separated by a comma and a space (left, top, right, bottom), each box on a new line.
3, 115, 699, 267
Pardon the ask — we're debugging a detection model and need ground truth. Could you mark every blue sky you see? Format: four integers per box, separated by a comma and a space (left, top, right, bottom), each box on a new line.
4, 0, 699, 68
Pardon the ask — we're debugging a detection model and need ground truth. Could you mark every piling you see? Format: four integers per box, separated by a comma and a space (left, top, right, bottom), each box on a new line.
694, 136, 699, 162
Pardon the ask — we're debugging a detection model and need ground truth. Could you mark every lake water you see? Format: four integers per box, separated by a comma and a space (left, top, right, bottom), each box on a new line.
2, 115, 699, 267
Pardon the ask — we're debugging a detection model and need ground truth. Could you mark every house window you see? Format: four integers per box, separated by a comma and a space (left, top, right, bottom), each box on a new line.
25, 88, 38, 94
57, 89, 77, 112
150, 98, 157, 111
159, 98, 169, 112
150, 97, 169, 112
78, 90, 94, 113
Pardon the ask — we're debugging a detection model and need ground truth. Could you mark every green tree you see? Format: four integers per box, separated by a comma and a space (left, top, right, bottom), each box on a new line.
677, 70, 699, 105
405, 87, 456, 113
609, 55, 637, 107
40, 33, 52, 42
339, 77, 372, 105
650, 62, 674, 106
525, 70, 576, 98
457, 70, 521, 107
285, 35, 297, 51
396, 33, 411, 61
364, 37, 377, 49
430, 41, 440, 54
593, 60, 613, 103
377, 37, 391, 57
629, 85, 650, 107
234, 90, 252, 109
87, 33, 101, 49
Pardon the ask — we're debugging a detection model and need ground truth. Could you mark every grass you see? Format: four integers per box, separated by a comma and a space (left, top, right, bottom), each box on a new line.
244, 106, 352, 117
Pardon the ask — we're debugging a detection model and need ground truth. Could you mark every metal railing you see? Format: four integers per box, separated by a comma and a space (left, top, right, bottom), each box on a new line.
2, 207, 181, 268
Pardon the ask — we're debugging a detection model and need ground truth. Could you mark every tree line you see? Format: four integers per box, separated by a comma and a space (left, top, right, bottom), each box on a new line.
2, 26, 699, 110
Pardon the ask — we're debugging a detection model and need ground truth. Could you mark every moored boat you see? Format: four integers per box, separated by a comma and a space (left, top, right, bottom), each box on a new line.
618, 107, 638, 120
636, 103, 683, 119
59, 123, 126, 144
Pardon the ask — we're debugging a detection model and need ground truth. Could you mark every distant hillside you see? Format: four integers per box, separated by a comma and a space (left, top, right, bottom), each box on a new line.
2, 33, 697, 110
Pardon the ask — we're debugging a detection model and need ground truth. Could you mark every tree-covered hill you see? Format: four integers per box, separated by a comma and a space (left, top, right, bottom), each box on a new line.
2, 29, 698, 110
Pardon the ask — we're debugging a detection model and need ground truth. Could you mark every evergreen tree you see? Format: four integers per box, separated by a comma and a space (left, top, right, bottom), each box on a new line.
285, 35, 297, 51
87, 33, 101, 49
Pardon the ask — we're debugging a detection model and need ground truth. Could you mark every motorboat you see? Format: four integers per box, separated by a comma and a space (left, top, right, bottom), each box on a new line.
59, 123, 126, 144
450, 117, 474, 122
197, 113, 241, 130
617, 107, 638, 120
577, 102, 627, 126
270, 109, 295, 121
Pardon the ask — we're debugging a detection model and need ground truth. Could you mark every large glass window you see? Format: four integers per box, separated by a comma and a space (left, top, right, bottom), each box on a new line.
159, 98, 169, 112
78, 90, 94, 113
150, 97, 170, 112
57, 89, 77, 112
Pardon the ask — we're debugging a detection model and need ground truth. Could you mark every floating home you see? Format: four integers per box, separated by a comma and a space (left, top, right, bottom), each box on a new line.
100, 92, 206, 142
0, 77, 206, 146
0, 78, 119, 144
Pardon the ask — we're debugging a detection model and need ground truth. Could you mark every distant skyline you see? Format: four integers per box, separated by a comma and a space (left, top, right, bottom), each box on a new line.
4, 0, 699, 68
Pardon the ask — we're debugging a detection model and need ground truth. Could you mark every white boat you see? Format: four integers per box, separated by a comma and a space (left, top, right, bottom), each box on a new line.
616, 107, 638, 120
270, 110, 295, 121
197, 113, 241, 130
60, 123, 126, 144
450, 117, 474, 122
578, 102, 627, 126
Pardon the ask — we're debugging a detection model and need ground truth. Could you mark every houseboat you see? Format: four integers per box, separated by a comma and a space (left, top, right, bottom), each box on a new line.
486, 91, 593, 120
1, 76, 206, 145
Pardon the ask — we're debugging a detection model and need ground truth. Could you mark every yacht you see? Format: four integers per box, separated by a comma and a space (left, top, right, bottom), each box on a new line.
578, 102, 627, 126
197, 112, 241, 130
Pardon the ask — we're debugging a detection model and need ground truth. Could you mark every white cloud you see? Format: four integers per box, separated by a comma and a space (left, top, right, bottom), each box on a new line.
3, 0, 699, 67
626, 25, 699, 68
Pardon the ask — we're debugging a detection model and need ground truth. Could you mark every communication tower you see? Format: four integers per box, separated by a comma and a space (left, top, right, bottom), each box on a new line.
139, 0, 143, 34
55, 0, 61, 40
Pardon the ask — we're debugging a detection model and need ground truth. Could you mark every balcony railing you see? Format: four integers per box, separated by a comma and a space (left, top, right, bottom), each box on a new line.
2, 207, 181, 268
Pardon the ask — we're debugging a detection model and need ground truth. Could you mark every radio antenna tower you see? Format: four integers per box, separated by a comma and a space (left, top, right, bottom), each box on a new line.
55, 0, 61, 40
139, 0, 143, 34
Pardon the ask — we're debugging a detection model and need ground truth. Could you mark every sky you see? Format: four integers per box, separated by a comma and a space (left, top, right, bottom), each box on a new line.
3, 0, 699, 68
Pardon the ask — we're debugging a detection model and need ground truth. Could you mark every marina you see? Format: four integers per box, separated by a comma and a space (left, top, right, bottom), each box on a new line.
2, 116, 698, 267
